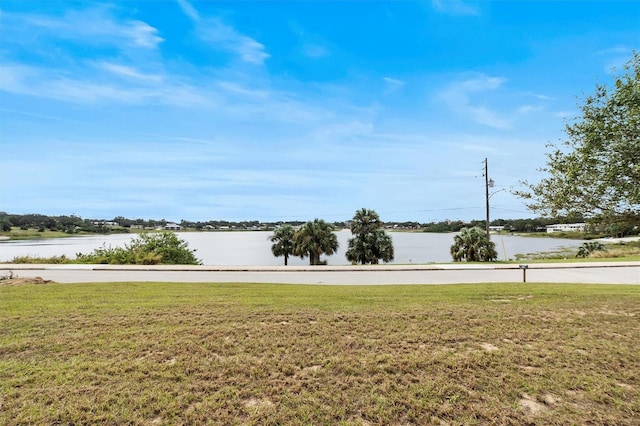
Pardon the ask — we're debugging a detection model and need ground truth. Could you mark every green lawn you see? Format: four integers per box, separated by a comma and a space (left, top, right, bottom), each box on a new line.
1, 282, 638, 425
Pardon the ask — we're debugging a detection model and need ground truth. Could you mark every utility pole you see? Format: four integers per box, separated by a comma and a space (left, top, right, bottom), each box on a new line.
484, 158, 491, 241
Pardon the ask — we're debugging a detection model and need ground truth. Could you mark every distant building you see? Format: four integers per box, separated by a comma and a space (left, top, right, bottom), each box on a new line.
164, 223, 181, 230
546, 223, 586, 233
93, 221, 119, 227
489, 226, 505, 232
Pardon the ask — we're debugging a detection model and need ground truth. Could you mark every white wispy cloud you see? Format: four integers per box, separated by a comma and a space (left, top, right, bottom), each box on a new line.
0, 6, 171, 106
532, 93, 556, 101
97, 62, 164, 83
516, 105, 543, 114
200, 18, 270, 65
11, 6, 163, 50
596, 46, 631, 56
553, 110, 576, 119
383, 77, 406, 93
431, 0, 479, 16
123, 20, 164, 48
217, 81, 270, 100
459, 143, 498, 153
0, 59, 340, 124
45, 78, 144, 103
311, 120, 374, 144
176, 0, 269, 65
0, 63, 209, 106
302, 44, 329, 58
0, 64, 34, 94
175, 0, 200, 21
466, 106, 511, 130
438, 75, 512, 129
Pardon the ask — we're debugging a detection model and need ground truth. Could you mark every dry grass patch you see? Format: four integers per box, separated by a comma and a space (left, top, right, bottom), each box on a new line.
588, 243, 640, 259
0, 275, 52, 286
1, 282, 639, 425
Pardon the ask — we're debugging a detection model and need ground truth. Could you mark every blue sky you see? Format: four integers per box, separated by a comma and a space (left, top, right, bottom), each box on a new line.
1, 1, 638, 223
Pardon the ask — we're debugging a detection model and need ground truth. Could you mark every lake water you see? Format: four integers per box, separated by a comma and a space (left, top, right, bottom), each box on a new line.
0, 231, 584, 265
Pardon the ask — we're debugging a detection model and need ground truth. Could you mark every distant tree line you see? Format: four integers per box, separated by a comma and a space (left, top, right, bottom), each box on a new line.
422, 216, 588, 234
0, 213, 174, 234
0, 213, 114, 233
1, 212, 604, 235
0, 212, 307, 234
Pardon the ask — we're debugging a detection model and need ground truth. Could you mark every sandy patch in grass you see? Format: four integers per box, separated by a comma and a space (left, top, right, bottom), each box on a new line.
616, 383, 634, 390
518, 365, 539, 372
519, 393, 560, 416
480, 342, 499, 352
0, 276, 52, 286
302, 364, 323, 372
519, 394, 548, 415
491, 295, 533, 303
243, 397, 275, 410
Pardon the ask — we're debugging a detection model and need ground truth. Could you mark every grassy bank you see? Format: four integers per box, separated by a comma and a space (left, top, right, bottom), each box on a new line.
0, 226, 137, 240
0, 228, 83, 240
512, 240, 640, 262
1, 282, 638, 425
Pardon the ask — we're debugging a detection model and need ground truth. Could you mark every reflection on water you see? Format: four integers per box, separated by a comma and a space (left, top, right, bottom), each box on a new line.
0, 231, 584, 265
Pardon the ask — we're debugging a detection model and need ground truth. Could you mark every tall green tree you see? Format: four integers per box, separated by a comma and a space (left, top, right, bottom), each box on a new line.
346, 208, 394, 264
270, 224, 295, 266
516, 52, 640, 232
293, 219, 339, 265
450, 227, 497, 262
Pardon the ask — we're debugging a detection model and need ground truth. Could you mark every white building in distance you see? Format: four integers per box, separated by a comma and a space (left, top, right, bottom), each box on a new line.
546, 223, 587, 233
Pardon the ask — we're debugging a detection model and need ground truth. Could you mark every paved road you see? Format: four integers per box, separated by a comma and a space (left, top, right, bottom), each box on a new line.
2, 263, 639, 285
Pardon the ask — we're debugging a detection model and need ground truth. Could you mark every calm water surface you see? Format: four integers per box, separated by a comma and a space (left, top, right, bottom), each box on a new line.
0, 231, 584, 265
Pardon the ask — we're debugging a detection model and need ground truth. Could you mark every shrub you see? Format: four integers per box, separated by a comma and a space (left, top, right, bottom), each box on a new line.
9, 255, 72, 264
576, 241, 607, 258
76, 232, 201, 265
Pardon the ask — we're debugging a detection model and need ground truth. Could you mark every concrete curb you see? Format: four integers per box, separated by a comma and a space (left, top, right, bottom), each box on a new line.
2, 262, 639, 273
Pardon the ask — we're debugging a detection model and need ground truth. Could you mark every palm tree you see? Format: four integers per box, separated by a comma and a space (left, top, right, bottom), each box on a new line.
346, 208, 394, 264
450, 226, 497, 262
270, 224, 295, 265
293, 219, 339, 265
346, 229, 394, 264
349, 208, 382, 235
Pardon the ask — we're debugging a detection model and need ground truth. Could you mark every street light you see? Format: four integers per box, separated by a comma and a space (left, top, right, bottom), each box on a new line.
484, 158, 505, 241
485, 158, 492, 240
